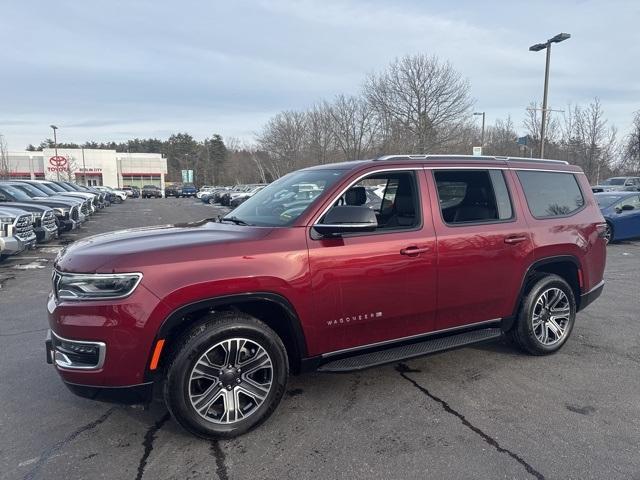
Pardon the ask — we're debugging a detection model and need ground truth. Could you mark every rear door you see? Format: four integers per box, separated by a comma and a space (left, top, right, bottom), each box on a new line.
427, 168, 534, 330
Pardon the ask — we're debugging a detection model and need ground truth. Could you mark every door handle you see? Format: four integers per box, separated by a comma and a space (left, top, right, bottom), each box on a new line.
400, 246, 430, 256
504, 235, 528, 244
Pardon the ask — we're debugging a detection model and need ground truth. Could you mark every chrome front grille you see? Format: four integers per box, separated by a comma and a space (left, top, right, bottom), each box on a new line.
14, 214, 35, 241
71, 206, 79, 221
80, 202, 88, 215
42, 210, 57, 230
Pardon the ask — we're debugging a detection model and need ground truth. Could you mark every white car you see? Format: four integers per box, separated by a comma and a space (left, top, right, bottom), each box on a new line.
96, 186, 128, 203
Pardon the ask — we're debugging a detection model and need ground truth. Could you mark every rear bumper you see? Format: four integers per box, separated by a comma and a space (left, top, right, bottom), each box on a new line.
578, 280, 604, 312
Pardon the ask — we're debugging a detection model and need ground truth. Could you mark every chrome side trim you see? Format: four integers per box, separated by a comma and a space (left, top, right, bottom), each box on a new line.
582, 280, 605, 296
321, 318, 502, 358
50, 330, 106, 371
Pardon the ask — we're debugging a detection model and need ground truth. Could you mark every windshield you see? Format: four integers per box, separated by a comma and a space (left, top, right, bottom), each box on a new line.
595, 194, 623, 208
34, 183, 64, 195
225, 169, 345, 226
601, 178, 625, 185
16, 183, 51, 197
0, 185, 33, 201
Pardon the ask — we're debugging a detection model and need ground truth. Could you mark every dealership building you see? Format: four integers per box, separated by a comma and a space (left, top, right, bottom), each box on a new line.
4, 148, 168, 189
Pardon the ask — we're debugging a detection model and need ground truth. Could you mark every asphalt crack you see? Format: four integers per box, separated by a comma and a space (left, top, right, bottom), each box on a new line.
396, 363, 545, 480
135, 413, 170, 480
23, 407, 118, 480
210, 441, 229, 480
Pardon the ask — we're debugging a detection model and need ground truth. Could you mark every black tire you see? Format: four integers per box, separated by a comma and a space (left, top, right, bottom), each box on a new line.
604, 221, 614, 244
164, 312, 288, 439
114, 197, 122, 204
508, 273, 576, 355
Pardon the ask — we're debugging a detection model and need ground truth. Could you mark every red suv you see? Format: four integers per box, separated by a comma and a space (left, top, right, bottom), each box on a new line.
46, 155, 606, 438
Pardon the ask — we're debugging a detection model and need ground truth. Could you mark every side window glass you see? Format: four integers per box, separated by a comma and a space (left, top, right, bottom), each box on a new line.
326, 171, 420, 231
434, 170, 513, 224
516, 171, 585, 218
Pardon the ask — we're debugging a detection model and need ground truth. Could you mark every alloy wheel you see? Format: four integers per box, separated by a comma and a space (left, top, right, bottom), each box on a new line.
531, 288, 571, 346
603, 223, 612, 244
188, 338, 273, 424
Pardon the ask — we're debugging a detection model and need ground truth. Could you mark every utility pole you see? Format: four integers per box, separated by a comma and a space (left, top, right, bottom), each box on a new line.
529, 33, 571, 158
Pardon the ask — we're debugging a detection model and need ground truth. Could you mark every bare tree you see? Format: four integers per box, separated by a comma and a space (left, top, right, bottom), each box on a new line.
622, 110, 640, 174
523, 102, 560, 157
306, 103, 335, 164
364, 54, 474, 153
558, 99, 618, 182
326, 95, 378, 161
0, 134, 9, 179
257, 110, 308, 178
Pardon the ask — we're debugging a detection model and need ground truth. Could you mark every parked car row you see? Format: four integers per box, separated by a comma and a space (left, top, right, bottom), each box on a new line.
165, 183, 197, 198
200, 184, 268, 206
591, 176, 640, 193
0, 179, 122, 260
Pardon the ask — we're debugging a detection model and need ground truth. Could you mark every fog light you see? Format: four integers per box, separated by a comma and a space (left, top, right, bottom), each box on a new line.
51, 332, 105, 370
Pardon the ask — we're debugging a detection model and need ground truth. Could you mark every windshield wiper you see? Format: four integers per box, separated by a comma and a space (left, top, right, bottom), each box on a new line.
219, 216, 252, 226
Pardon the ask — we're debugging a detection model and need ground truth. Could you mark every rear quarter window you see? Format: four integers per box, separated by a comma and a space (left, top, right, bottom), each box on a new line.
516, 171, 585, 218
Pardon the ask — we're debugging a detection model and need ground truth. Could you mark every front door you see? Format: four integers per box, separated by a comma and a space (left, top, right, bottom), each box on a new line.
306, 168, 437, 354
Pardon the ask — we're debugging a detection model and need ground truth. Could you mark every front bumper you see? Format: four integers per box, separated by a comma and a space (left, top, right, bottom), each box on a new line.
46, 284, 171, 389
0, 235, 25, 256
35, 225, 59, 243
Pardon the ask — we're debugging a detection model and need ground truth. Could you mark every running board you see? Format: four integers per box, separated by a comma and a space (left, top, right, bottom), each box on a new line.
317, 328, 503, 373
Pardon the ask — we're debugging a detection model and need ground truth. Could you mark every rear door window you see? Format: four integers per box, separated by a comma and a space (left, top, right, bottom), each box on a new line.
433, 169, 513, 225
516, 171, 585, 218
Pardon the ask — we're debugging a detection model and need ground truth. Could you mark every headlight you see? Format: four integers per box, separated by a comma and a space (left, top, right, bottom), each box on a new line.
53, 271, 143, 301
0, 216, 15, 223
53, 207, 69, 216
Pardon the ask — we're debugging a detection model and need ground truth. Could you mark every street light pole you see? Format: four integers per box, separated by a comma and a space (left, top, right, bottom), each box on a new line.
50, 124, 59, 180
473, 112, 486, 149
529, 32, 570, 159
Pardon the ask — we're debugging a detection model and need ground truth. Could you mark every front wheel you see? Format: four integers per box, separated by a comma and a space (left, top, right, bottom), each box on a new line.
164, 312, 288, 439
508, 274, 576, 355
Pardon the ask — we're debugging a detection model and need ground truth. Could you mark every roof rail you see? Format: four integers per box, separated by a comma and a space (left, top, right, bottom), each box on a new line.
374, 154, 569, 165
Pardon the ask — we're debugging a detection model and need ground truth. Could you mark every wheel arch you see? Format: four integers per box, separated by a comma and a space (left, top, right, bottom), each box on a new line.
149, 292, 308, 378
511, 255, 583, 318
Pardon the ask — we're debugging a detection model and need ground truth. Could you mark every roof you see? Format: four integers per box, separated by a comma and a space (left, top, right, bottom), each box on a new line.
304, 154, 578, 172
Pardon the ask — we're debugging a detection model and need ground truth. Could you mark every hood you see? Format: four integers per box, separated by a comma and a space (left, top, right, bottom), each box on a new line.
0, 202, 50, 213
55, 219, 274, 273
0, 206, 30, 217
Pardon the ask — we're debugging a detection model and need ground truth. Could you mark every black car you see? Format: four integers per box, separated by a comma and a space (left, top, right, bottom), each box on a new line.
142, 185, 163, 198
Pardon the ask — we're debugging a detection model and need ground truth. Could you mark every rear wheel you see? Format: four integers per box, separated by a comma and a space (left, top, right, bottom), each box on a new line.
604, 221, 613, 244
164, 312, 288, 439
508, 274, 576, 355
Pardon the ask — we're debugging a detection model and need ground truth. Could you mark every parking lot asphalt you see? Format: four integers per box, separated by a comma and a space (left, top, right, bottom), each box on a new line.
1, 198, 638, 480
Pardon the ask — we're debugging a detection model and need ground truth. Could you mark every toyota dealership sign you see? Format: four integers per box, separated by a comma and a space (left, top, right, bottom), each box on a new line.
48, 155, 69, 172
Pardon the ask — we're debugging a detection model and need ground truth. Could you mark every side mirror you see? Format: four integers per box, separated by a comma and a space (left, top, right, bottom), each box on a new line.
313, 205, 377, 237
621, 204, 634, 211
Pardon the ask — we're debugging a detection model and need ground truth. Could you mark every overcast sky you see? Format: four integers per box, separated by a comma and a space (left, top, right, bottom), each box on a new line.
1, 0, 638, 150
